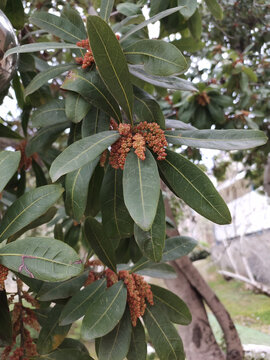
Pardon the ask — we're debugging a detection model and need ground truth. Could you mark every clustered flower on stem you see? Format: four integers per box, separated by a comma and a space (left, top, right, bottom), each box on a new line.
109, 120, 168, 170
0, 264, 8, 290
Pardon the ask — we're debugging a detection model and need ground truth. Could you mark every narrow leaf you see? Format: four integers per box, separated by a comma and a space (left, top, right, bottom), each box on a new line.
165, 119, 196, 130
205, 0, 223, 20
100, 0, 114, 22
123, 149, 160, 231
4, 0, 24, 29
0, 185, 64, 242
0, 123, 23, 139
162, 236, 198, 262
62, 6, 87, 38
0, 151, 20, 193
65, 91, 91, 124
0, 290, 12, 346
136, 263, 177, 279
81, 281, 127, 340
31, 99, 67, 127
82, 107, 110, 137
127, 319, 147, 360
50, 131, 120, 182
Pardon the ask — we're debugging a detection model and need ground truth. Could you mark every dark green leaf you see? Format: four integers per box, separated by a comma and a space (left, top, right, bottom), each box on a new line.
50, 131, 120, 182
84, 217, 116, 272
100, 0, 114, 22
158, 149, 231, 225
4, 0, 24, 29
127, 319, 147, 360
188, 9, 202, 39
0, 237, 83, 281
101, 166, 134, 243
65, 91, 91, 124
0, 290, 12, 346
0, 123, 23, 139
61, 69, 122, 122
82, 107, 110, 137
117, 3, 141, 16
134, 192, 165, 262
87, 16, 134, 122
143, 304, 185, 360
31, 99, 67, 127
162, 236, 198, 262
150, 0, 170, 16
165, 119, 197, 130
165, 129, 268, 150
151, 284, 191, 325
136, 262, 177, 279
43, 348, 93, 360
0, 185, 64, 242
62, 6, 87, 38
32, 159, 48, 187
172, 37, 204, 53
59, 279, 107, 326
81, 281, 127, 340
84, 164, 104, 217
98, 308, 132, 360
0, 151, 20, 192
178, 0, 197, 18
205, 0, 223, 20
123, 149, 160, 231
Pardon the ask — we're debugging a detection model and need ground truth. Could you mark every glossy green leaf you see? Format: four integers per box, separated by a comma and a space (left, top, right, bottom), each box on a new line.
32, 159, 48, 187
84, 217, 116, 272
31, 99, 67, 127
172, 37, 205, 53
0, 123, 23, 139
65, 159, 99, 222
127, 319, 147, 360
136, 263, 177, 279
120, 6, 185, 42
158, 149, 231, 225
178, 0, 197, 18
48, 338, 93, 360
165, 119, 197, 130
151, 284, 191, 325
133, 86, 165, 128
150, 0, 170, 16
100, 0, 114, 22
26, 121, 70, 157
62, 6, 87, 38
0, 151, 20, 193
61, 69, 122, 122
129, 65, 197, 91
50, 131, 120, 182
98, 308, 132, 360
4, 0, 24, 29
161, 236, 198, 262
0, 290, 12, 346
188, 9, 202, 39
143, 304, 185, 360
101, 166, 134, 243
0, 237, 83, 281
37, 304, 72, 355
81, 281, 127, 340
85, 164, 104, 217
65, 91, 91, 124
205, 0, 223, 20
82, 107, 110, 137
30, 11, 86, 43
24, 64, 75, 98
4, 42, 81, 59
0, 185, 64, 242
87, 16, 134, 122
124, 40, 187, 76
112, 14, 145, 33
59, 279, 107, 326
123, 149, 160, 231
38, 271, 88, 301
134, 192, 165, 262
165, 129, 268, 150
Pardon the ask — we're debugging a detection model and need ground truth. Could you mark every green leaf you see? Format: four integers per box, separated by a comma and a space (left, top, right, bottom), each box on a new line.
242, 66, 258, 82
178, 0, 197, 18
65, 91, 91, 124
98, 308, 132, 360
87, 16, 134, 122
124, 39, 187, 76
0, 237, 83, 281
4, 0, 24, 29
129, 65, 197, 91
26, 121, 70, 157
38, 271, 88, 301
165, 129, 268, 150
117, 3, 141, 16
0, 185, 64, 242
151, 284, 191, 325
112, 14, 145, 33
204, 0, 223, 20
50, 131, 120, 182
133, 86, 165, 128
84, 217, 116, 272
150, 0, 170, 16
0, 290, 12, 346
127, 319, 147, 360
120, 6, 186, 42
61, 69, 122, 122
158, 149, 231, 225
0, 123, 23, 139
172, 37, 204, 53
62, 6, 87, 38
59, 279, 107, 326
30, 11, 86, 43
161, 236, 198, 262
143, 304, 185, 360
82, 107, 110, 137
134, 192, 165, 262
65, 159, 99, 222
188, 9, 202, 39
84, 164, 104, 217
101, 166, 134, 242
31, 99, 67, 127
4, 42, 81, 59
165, 119, 196, 130
37, 304, 72, 355
24, 64, 76, 98
0, 151, 20, 193
44, 348, 93, 360
32, 159, 48, 187
100, 0, 114, 22
123, 149, 160, 231
81, 281, 127, 340
136, 263, 177, 279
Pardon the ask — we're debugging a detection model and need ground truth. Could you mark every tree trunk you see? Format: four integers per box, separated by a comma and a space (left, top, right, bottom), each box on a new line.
164, 193, 243, 360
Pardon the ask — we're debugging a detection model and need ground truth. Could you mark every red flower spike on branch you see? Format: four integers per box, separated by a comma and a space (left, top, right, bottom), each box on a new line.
0, 264, 8, 290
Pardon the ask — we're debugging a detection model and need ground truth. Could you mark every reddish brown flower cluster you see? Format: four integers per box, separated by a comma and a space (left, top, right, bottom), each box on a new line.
75, 39, 95, 69
109, 120, 167, 170
0, 265, 8, 290
15, 140, 38, 172
105, 268, 119, 288
196, 91, 211, 106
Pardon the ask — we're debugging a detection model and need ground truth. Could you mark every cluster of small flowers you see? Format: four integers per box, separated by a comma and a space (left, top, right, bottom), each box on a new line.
15, 140, 38, 172
99, 149, 108, 167
196, 91, 210, 106
109, 120, 167, 170
0, 265, 8, 290
75, 39, 95, 69
84, 271, 96, 287
105, 268, 119, 287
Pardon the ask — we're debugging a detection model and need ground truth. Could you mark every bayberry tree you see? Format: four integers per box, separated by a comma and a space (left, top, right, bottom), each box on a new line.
0, 1, 268, 360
